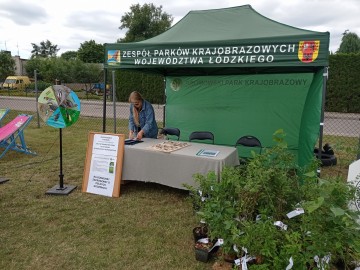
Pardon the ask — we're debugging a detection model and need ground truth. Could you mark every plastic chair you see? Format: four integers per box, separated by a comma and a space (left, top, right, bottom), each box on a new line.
160, 127, 180, 141
189, 131, 214, 144
235, 135, 262, 163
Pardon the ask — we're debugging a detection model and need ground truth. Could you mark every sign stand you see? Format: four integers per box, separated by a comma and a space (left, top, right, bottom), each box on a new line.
82, 132, 125, 197
46, 128, 77, 195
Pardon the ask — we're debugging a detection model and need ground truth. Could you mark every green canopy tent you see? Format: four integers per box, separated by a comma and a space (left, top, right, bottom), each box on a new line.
104, 5, 330, 168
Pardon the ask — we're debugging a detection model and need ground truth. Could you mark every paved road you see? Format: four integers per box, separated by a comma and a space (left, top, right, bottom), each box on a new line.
1, 96, 359, 137
324, 112, 360, 137
0, 95, 164, 121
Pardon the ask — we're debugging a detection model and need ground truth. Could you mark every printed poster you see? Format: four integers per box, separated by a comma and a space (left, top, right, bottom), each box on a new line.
86, 134, 119, 197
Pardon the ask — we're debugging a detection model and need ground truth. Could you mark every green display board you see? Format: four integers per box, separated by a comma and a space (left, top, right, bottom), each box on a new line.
165, 72, 323, 167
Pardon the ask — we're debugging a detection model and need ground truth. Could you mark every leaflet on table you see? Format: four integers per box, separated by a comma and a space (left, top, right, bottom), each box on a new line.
87, 134, 119, 197
196, 149, 220, 157
125, 139, 143, 145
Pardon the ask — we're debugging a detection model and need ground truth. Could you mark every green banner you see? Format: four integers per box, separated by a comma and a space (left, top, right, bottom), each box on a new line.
106, 39, 328, 69
165, 73, 322, 167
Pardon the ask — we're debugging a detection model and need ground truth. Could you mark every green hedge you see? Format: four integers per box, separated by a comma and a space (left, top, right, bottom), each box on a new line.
27, 81, 53, 92
114, 70, 164, 104
327, 53, 360, 113
113, 54, 360, 113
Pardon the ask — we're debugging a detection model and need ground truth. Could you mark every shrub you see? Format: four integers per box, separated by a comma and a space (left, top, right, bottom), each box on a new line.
26, 81, 52, 92
186, 131, 360, 269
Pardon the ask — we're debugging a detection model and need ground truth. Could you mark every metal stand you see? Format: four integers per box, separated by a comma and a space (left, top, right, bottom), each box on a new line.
0, 177, 9, 184
357, 132, 360, 160
46, 128, 77, 195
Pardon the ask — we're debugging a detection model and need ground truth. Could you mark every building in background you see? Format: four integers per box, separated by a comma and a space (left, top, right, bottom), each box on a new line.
1, 50, 28, 76
12, 55, 28, 76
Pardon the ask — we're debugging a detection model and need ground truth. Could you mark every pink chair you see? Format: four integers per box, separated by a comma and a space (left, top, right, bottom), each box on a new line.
0, 114, 36, 158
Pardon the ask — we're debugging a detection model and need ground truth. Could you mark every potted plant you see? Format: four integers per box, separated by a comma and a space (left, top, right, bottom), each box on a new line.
186, 130, 360, 268
194, 238, 217, 263
193, 221, 208, 242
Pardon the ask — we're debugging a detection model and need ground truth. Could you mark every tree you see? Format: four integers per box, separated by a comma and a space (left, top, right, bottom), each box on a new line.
70, 60, 102, 83
77, 40, 104, 63
25, 57, 44, 80
337, 30, 360, 53
115, 3, 171, 103
25, 57, 102, 84
31, 40, 60, 58
61, 51, 78, 61
118, 3, 173, 42
0, 51, 15, 81
36, 57, 70, 82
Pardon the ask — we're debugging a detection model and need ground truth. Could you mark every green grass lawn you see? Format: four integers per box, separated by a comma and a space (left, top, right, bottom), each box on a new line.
0, 112, 208, 270
0, 110, 357, 270
318, 135, 359, 179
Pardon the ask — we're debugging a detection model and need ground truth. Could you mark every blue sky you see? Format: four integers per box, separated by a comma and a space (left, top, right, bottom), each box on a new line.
0, 0, 359, 59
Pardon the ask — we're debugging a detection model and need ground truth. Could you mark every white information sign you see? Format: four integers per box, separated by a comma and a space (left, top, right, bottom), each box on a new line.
86, 134, 119, 197
347, 159, 360, 220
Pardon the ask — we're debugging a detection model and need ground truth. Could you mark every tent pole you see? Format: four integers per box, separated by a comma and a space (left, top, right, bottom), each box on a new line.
318, 67, 329, 176
34, 70, 40, 128
112, 70, 116, 134
357, 133, 360, 160
103, 68, 107, 133
163, 77, 166, 127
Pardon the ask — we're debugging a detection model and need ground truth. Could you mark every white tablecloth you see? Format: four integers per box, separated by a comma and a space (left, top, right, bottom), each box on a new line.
121, 138, 240, 190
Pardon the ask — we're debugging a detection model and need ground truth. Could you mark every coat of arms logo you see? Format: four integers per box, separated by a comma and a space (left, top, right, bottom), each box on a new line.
298, 41, 320, 63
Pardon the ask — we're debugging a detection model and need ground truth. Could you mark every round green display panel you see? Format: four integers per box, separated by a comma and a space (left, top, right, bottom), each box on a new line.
38, 85, 81, 128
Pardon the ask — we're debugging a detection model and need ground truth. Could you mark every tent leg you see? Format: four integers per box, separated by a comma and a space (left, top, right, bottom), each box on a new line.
103, 68, 108, 133
112, 70, 117, 134
163, 77, 166, 127
317, 67, 329, 177
357, 133, 360, 160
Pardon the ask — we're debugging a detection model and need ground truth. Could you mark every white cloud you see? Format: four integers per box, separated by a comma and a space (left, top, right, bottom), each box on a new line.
0, 0, 48, 25
0, 0, 359, 58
